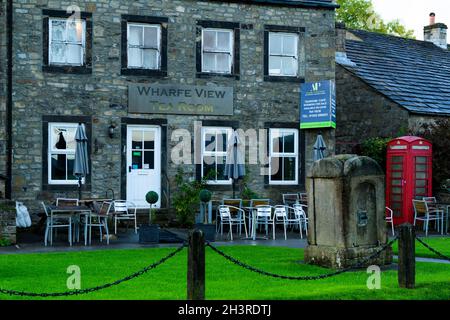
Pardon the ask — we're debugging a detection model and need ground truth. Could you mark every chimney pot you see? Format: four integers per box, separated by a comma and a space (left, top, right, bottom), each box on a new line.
429, 12, 436, 25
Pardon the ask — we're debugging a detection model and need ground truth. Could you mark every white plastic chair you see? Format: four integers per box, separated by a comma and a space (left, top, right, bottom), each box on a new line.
42, 202, 72, 246
413, 200, 443, 236
272, 205, 288, 240
112, 200, 138, 234
218, 205, 248, 241
385, 207, 395, 236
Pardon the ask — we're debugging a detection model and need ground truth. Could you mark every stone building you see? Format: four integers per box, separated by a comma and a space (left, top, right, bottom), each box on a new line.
335, 14, 450, 155
0, 0, 338, 221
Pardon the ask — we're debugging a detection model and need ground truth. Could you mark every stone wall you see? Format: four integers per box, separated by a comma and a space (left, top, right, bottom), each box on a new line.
408, 114, 450, 133
9, 0, 336, 217
0, 200, 16, 244
335, 65, 409, 154
0, 0, 7, 198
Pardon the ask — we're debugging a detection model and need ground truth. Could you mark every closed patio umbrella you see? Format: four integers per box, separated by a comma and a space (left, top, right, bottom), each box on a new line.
73, 123, 89, 200
224, 130, 245, 198
313, 133, 327, 162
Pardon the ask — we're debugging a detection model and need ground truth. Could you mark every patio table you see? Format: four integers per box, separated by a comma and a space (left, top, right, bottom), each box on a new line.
47, 205, 92, 245
242, 206, 269, 241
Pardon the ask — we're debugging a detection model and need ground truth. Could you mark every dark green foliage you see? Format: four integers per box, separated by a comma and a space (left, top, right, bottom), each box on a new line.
360, 137, 392, 171
415, 119, 450, 192
145, 191, 159, 205
240, 167, 260, 200
199, 189, 212, 203
0, 238, 11, 247
172, 168, 213, 227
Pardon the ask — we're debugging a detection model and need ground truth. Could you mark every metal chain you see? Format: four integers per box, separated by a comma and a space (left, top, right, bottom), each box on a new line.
206, 238, 398, 281
0, 242, 186, 297
415, 236, 450, 261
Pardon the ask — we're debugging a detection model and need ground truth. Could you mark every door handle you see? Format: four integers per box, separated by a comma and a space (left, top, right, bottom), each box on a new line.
128, 166, 132, 173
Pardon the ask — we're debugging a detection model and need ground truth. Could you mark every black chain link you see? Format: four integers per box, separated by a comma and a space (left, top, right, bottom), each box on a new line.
206, 238, 397, 281
0, 242, 186, 297
415, 236, 450, 261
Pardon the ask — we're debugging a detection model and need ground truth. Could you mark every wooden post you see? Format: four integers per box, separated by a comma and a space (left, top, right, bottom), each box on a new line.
187, 229, 205, 300
398, 223, 415, 289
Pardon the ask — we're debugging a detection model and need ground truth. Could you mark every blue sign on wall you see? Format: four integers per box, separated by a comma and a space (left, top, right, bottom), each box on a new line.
300, 80, 336, 129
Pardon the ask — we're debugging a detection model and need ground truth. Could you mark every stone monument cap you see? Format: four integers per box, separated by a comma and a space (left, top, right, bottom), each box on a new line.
307, 154, 383, 178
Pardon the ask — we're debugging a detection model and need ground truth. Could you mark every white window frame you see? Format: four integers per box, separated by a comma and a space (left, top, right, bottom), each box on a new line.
127, 23, 162, 70
201, 127, 233, 185
48, 122, 80, 185
48, 18, 86, 66
269, 128, 299, 185
201, 28, 234, 74
268, 32, 299, 77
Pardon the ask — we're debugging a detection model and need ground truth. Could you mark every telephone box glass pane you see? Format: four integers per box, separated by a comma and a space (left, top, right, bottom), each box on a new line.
416, 172, 427, 179
391, 156, 403, 163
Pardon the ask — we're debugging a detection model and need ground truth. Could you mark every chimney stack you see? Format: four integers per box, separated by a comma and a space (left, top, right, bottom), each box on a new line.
424, 12, 448, 50
335, 22, 356, 67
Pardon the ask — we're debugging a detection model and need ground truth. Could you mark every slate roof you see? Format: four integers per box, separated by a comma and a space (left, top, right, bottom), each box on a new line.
340, 29, 450, 116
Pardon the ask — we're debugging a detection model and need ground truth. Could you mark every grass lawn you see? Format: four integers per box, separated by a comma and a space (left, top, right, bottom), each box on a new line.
0, 246, 449, 300
392, 236, 450, 259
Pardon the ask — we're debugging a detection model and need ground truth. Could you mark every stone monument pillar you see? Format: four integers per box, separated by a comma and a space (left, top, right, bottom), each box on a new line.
304, 155, 392, 269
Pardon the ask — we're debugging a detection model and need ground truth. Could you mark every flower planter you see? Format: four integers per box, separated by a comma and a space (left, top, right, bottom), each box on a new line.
194, 223, 216, 242
139, 224, 160, 244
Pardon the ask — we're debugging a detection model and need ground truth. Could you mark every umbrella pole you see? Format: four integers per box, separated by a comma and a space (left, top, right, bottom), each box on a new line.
78, 176, 82, 200
232, 180, 236, 199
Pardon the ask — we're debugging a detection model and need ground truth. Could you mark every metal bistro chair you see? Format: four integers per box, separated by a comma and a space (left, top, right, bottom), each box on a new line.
272, 205, 289, 240
413, 199, 443, 236
293, 204, 308, 238
112, 200, 138, 234
56, 198, 79, 206
221, 199, 244, 235
254, 205, 273, 237
42, 202, 72, 246
282, 194, 299, 207
85, 201, 113, 245
385, 207, 395, 237
218, 205, 248, 241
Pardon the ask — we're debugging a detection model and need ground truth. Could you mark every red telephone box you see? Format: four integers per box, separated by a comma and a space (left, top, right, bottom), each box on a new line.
386, 136, 432, 225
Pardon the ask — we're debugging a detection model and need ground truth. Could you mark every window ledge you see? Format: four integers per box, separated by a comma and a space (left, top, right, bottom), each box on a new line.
121, 68, 168, 77
196, 72, 240, 80
264, 75, 305, 83
43, 65, 92, 75
42, 184, 92, 192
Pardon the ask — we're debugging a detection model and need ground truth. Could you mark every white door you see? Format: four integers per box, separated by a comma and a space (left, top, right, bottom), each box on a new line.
126, 125, 161, 208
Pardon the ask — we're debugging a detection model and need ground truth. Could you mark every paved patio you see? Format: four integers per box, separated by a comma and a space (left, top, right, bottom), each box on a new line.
1, 228, 448, 266
0, 228, 309, 255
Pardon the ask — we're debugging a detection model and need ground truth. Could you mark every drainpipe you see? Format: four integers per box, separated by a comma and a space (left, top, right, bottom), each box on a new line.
6, 0, 13, 199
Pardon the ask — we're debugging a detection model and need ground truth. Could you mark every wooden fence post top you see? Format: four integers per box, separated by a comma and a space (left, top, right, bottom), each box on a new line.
398, 222, 415, 289
187, 228, 205, 300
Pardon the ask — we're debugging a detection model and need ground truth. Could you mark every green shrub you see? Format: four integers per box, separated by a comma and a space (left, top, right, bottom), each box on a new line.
240, 166, 260, 200
0, 237, 11, 247
414, 119, 450, 193
172, 168, 212, 227
360, 137, 392, 172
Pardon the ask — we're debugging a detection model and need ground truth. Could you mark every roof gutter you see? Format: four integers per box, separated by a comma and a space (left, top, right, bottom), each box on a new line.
204, 0, 340, 10
5, 0, 13, 199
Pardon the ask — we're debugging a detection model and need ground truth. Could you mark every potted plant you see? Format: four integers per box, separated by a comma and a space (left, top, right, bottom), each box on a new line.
139, 191, 160, 244
194, 189, 216, 242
